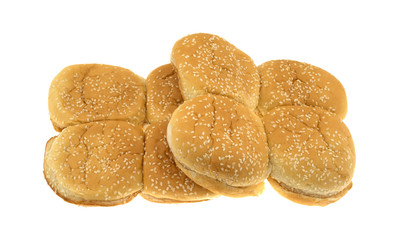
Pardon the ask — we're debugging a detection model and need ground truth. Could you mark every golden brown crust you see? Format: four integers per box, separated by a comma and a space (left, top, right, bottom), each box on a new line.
262, 106, 355, 203
171, 33, 260, 110
43, 121, 144, 206
142, 120, 218, 202
146, 64, 183, 123
44, 135, 140, 206
268, 177, 352, 206
48, 64, 146, 130
258, 60, 347, 119
167, 95, 269, 197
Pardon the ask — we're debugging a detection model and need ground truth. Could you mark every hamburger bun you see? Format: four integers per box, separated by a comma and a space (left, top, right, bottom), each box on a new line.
43, 121, 144, 206
262, 106, 355, 206
48, 64, 146, 131
167, 95, 269, 197
142, 120, 218, 203
258, 60, 347, 119
171, 33, 260, 110
146, 64, 183, 124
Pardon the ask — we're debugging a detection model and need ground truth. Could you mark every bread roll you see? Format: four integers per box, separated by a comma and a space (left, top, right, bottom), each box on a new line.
48, 64, 145, 131
146, 64, 183, 124
142, 120, 218, 203
167, 95, 269, 197
258, 60, 347, 119
171, 33, 260, 110
43, 121, 144, 206
262, 106, 355, 206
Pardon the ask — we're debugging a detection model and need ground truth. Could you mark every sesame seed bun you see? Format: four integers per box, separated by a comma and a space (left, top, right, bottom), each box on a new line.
262, 106, 355, 206
48, 64, 146, 131
171, 33, 260, 110
167, 95, 269, 197
146, 64, 183, 124
258, 60, 348, 119
142, 120, 218, 203
43, 121, 144, 206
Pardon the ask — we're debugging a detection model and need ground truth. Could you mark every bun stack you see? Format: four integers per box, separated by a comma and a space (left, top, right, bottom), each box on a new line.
44, 33, 355, 206
142, 64, 219, 203
45, 64, 145, 206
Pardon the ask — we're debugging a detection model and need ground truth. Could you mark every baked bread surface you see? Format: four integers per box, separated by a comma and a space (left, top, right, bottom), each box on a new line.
142, 120, 218, 203
49, 64, 145, 131
44, 121, 144, 206
171, 33, 260, 110
167, 95, 269, 197
146, 64, 183, 124
263, 106, 355, 205
258, 60, 347, 119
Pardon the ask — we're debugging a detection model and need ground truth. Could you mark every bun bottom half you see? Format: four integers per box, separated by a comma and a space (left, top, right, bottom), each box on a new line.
174, 160, 264, 198
140, 193, 211, 204
44, 174, 139, 206
268, 177, 353, 206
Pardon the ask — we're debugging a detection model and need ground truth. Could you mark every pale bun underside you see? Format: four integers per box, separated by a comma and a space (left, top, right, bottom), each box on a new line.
140, 193, 212, 204
268, 177, 352, 206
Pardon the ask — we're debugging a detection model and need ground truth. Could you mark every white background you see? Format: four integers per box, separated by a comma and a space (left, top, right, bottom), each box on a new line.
1, 0, 398, 239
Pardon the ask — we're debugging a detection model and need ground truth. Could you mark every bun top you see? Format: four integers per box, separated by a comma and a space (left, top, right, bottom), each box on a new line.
143, 120, 217, 201
49, 64, 145, 130
44, 121, 144, 201
258, 60, 347, 119
167, 94, 269, 187
263, 106, 355, 197
146, 64, 183, 124
171, 33, 260, 110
